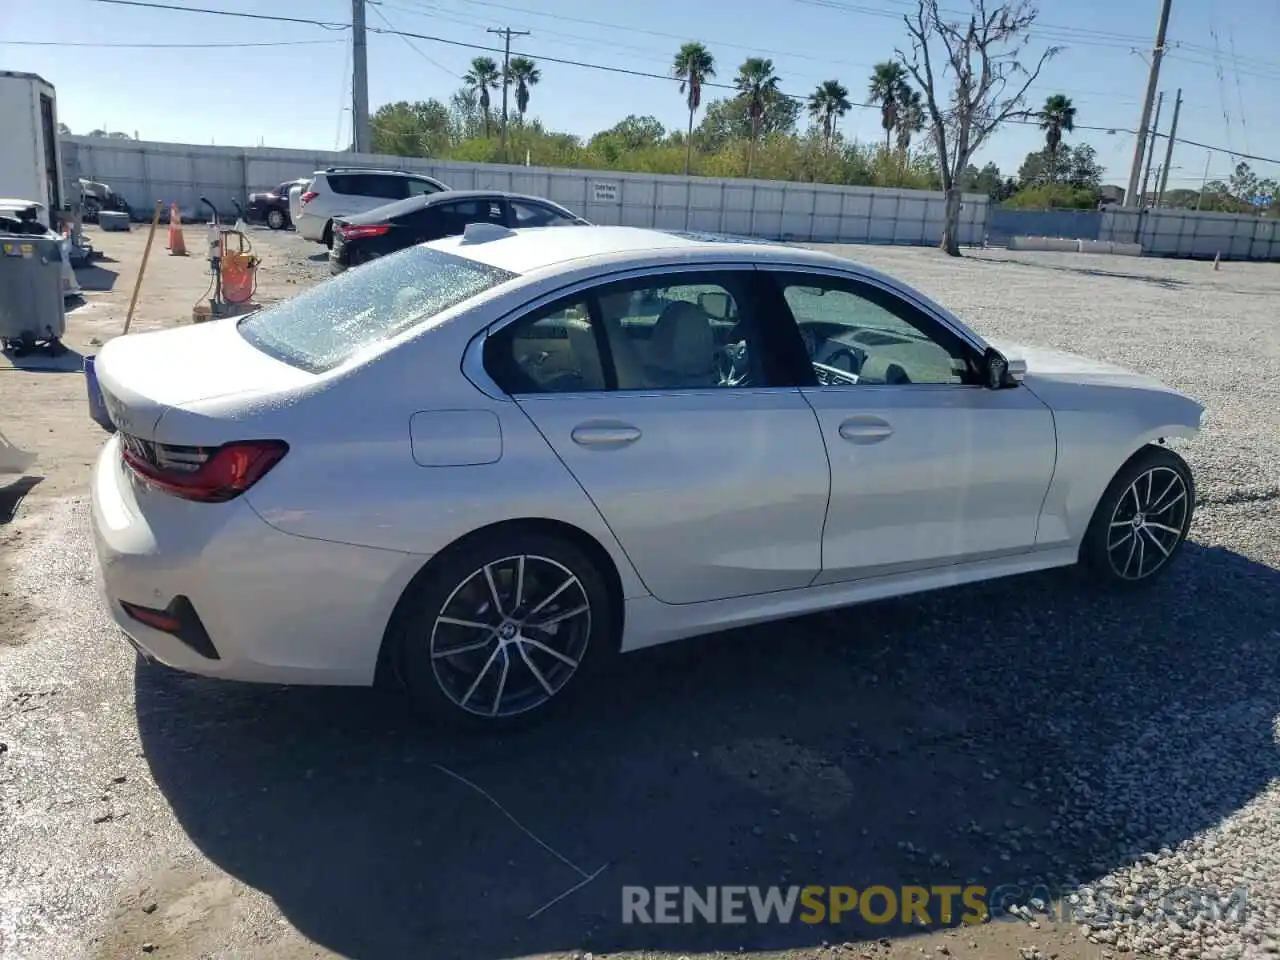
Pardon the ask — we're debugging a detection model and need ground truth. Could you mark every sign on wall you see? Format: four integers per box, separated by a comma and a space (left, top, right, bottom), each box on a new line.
592, 181, 619, 203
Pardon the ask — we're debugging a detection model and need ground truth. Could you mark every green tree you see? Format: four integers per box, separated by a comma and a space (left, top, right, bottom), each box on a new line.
698, 92, 800, 149
504, 56, 541, 121
868, 60, 909, 153
673, 42, 716, 175
1038, 94, 1076, 178
895, 87, 925, 154
463, 56, 501, 137
734, 57, 781, 176
370, 100, 451, 157
807, 79, 851, 150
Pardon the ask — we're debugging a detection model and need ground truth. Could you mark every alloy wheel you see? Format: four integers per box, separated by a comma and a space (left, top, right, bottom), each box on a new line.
1106, 465, 1190, 581
429, 554, 592, 718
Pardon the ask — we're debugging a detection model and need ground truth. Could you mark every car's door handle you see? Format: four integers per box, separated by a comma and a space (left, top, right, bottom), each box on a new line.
570, 424, 642, 448
837, 415, 893, 443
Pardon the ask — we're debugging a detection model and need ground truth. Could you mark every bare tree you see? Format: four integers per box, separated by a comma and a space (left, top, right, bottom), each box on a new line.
896, 0, 1058, 255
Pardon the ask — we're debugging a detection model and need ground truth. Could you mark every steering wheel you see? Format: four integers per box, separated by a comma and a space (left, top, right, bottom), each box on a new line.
715, 342, 751, 387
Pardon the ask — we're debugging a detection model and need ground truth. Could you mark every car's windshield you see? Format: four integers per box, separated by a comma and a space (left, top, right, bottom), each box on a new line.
238, 245, 517, 373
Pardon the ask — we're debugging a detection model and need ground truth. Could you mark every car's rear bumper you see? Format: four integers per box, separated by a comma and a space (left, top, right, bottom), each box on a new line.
90, 435, 425, 686
295, 211, 327, 242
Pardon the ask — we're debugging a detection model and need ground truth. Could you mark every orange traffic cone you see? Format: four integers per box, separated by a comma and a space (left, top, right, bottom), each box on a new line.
167, 203, 187, 256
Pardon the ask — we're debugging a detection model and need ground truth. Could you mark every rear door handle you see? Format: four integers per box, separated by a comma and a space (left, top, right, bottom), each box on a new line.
838, 415, 893, 444
571, 423, 642, 448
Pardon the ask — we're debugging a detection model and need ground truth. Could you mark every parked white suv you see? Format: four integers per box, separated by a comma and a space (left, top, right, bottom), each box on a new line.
295, 167, 450, 247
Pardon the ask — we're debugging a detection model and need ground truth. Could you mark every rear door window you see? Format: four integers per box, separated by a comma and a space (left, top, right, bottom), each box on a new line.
434, 199, 506, 238
238, 246, 516, 373
327, 174, 408, 200
509, 200, 580, 228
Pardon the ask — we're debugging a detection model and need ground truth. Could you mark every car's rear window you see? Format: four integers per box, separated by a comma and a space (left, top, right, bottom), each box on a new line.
238, 246, 517, 373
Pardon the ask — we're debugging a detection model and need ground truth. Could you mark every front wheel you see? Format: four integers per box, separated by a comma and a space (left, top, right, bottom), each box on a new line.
1080, 445, 1195, 587
266, 208, 286, 230
392, 530, 617, 729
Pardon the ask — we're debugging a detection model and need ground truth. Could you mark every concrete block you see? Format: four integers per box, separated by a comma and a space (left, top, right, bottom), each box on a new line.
1042, 237, 1079, 252
1110, 242, 1143, 257
1078, 239, 1114, 255
1008, 235, 1046, 251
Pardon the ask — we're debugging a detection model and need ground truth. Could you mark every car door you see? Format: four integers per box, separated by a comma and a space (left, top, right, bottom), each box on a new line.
758, 268, 1058, 585
482, 266, 831, 605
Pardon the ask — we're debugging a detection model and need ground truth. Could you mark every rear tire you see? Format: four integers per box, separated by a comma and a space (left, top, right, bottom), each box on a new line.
1080, 445, 1195, 588
322, 221, 334, 249
391, 529, 618, 730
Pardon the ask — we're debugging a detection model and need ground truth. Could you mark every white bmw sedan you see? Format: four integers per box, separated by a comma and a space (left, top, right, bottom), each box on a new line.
90, 224, 1203, 727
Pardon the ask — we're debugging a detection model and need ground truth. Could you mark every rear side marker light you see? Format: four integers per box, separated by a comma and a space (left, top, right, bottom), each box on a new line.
122, 438, 288, 503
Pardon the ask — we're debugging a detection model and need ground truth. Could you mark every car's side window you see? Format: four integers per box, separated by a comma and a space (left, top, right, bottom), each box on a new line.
773, 275, 980, 386
510, 201, 576, 228
436, 200, 506, 237
363, 175, 409, 200
406, 178, 442, 197
591, 275, 759, 390
484, 299, 607, 395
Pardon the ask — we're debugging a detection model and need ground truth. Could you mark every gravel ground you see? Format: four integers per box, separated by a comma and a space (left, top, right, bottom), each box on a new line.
0, 230, 1277, 960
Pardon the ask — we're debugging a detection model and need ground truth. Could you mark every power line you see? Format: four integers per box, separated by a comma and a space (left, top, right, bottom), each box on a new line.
82, 0, 349, 29
73, 0, 1280, 166
0, 38, 344, 48
367, 2, 460, 78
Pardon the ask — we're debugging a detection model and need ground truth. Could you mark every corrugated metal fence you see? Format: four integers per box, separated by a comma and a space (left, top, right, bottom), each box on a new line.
1100, 207, 1280, 260
61, 136, 989, 247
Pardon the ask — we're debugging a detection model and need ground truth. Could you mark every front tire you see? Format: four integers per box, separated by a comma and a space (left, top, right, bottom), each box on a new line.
1081, 445, 1195, 587
266, 208, 286, 230
392, 530, 617, 729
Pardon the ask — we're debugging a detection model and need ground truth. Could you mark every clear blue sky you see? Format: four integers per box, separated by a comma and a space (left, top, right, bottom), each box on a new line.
3, 0, 1277, 189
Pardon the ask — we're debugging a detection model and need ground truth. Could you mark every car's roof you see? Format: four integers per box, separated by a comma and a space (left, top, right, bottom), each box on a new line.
315, 168, 444, 180
428, 224, 816, 275
344, 189, 573, 225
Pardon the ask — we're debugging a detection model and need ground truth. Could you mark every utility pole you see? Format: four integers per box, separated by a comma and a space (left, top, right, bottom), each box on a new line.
1125, 0, 1173, 206
1196, 150, 1212, 210
1156, 88, 1182, 208
351, 0, 371, 154
487, 26, 530, 162
1139, 91, 1164, 209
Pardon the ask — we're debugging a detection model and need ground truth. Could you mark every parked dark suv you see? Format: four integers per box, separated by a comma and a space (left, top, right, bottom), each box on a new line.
246, 179, 308, 230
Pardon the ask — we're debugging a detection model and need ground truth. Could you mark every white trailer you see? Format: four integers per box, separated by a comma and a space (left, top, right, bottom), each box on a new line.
0, 71, 64, 228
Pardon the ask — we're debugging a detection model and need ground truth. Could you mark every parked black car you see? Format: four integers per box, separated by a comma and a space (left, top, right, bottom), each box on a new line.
246, 179, 308, 230
329, 190, 589, 272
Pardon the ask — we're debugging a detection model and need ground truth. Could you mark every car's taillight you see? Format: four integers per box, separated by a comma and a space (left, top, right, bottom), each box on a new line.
300, 190, 318, 205
339, 223, 390, 240
121, 438, 288, 503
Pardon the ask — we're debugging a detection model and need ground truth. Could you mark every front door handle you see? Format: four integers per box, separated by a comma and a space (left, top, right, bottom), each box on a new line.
838, 415, 893, 444
571, 423, 642, 448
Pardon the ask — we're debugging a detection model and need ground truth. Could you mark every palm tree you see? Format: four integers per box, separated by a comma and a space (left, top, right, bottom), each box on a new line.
808, 79, 851, 149
464, 56, 501, 137
868, 60, 908, 153
673, 42, 716, 175
504, 57, 541, 122
895, 87, 924, 154
1039, 94, 1077, 179
734, 57, 780, 176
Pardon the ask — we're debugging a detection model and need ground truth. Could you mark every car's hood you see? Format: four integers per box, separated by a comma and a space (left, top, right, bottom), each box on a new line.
989, 339, 1181, 394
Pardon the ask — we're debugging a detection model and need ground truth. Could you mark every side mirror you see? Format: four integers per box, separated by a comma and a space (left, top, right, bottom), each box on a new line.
983, 347, 1018, 390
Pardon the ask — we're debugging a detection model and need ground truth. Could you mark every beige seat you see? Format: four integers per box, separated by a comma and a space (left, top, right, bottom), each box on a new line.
562, 318, 607, 391
645, 301, 718, 388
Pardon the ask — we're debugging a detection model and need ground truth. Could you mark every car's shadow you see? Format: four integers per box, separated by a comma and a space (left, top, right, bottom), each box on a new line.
135, 543, 1280, 958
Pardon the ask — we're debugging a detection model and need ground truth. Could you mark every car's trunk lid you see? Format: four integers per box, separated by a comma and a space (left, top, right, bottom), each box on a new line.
94, 316, 313, 443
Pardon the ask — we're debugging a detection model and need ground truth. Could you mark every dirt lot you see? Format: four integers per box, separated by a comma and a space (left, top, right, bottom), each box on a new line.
1, 224, 1278, 960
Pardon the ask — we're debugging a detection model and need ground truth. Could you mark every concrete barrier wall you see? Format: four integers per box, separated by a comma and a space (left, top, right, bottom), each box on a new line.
1100, 207, 1279, 261
61, 136, 991, 247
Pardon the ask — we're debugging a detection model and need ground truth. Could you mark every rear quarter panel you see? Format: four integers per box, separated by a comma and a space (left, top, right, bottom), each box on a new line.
1022, 376, 1204, 547
232, 313, 651, 602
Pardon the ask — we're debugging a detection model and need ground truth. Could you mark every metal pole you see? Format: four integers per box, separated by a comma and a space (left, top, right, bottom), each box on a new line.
351, 0, 370, 153
1156, 88, 1182, 208
1196, 150, 1212, 210
1139, 91, 1164, 208
488, 26, 530, 163
1125, 0, 1173, 206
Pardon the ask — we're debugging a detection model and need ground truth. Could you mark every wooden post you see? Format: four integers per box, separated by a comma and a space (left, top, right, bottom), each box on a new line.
122, 201, 163, 336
